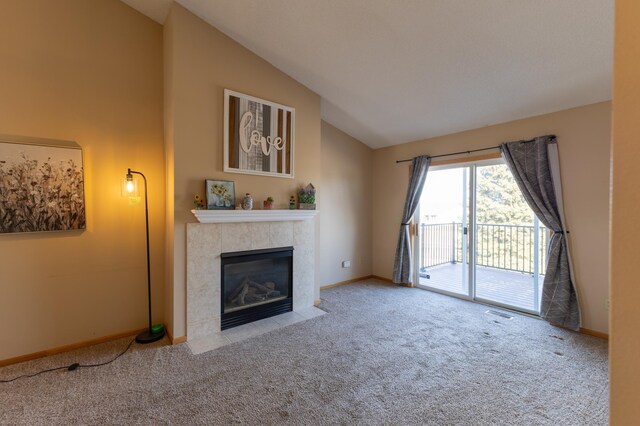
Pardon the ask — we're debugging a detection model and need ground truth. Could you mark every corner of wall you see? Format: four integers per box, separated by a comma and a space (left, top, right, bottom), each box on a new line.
163, 6, 176, 337
319, 121, 374, 287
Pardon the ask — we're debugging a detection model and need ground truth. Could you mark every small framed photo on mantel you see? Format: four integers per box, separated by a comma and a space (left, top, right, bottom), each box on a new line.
205, 179, 235, 210
223, 89, 294, 179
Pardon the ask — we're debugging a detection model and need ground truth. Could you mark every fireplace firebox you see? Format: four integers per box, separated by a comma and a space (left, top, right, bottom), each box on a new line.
221, 246, 293, 330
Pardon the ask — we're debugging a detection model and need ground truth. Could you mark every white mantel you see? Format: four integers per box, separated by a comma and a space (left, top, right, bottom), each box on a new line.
191, 209, 319, 223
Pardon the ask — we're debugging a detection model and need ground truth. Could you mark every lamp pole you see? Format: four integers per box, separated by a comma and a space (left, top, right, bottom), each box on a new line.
127, 168, 165, 344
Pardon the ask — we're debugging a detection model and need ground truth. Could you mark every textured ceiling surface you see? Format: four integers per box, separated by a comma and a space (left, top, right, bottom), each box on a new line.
121, 0, 613, 148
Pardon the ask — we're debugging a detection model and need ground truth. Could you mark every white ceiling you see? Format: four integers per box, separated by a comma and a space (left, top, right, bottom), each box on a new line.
121, 0, 613, 149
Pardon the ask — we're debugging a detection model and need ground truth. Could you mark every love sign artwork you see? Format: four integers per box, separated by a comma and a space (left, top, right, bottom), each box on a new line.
224, 89, 294, 178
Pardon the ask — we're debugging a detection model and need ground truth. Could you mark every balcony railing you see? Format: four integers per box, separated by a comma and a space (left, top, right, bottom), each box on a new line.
419, 222, 549, 275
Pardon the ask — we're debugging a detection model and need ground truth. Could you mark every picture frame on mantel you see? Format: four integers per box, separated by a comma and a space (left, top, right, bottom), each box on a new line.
223, 89, 295, 179
205, 179, 235, 210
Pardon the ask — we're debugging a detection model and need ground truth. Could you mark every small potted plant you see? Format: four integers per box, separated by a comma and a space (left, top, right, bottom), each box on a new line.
298, 184, 316, 210
263, 196, 274, 210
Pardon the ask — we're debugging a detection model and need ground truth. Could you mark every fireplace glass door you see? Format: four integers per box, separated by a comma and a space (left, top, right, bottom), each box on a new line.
221, 246, 293, 329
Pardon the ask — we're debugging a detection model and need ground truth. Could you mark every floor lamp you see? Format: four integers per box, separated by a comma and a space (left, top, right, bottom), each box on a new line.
125, 168, 165, 344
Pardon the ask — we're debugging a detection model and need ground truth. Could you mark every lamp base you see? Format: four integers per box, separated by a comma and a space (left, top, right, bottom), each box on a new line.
135, 329, 165, 344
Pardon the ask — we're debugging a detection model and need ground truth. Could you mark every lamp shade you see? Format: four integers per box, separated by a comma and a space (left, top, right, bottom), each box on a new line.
122, 175, 141, 205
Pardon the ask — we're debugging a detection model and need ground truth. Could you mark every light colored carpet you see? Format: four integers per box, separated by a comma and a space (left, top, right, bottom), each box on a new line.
0, 279, 608, 425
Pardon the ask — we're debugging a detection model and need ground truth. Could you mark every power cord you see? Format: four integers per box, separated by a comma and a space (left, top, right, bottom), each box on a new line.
0, 338, 135, 383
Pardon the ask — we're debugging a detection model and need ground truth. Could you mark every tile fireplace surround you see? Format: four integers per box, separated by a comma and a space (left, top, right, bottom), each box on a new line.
186, 211, 322, 354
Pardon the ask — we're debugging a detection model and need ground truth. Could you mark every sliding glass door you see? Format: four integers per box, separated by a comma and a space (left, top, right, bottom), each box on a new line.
415, 166, 470, 297
415, 160, 544, 314
473, 162, 545, 313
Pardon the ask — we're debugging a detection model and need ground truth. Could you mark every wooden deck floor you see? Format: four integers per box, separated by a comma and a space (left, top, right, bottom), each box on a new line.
418, 262, 542, 312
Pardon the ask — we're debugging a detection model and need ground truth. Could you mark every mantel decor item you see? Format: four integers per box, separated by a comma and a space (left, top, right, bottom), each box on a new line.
223, 89, 294, 179
193, 194, 206, 210
0, 135, 86, 234
289, 196, 296, 210
123, 168, 165, 344
298, 183, 316, 210
263, 196, 274, 210
242, 193, 253, 210
205, 179, 235, 210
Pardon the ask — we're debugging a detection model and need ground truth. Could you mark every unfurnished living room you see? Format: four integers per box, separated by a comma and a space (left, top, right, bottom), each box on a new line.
0, 0, 638, 424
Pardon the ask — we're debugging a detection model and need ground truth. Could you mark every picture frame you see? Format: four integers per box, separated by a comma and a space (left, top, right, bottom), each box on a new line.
223, 89, 295, 179
205, 179, 235, 210
0, 135, 86, 234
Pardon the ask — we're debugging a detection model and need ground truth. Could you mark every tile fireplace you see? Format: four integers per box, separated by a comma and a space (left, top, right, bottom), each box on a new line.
186, 215, 317, 347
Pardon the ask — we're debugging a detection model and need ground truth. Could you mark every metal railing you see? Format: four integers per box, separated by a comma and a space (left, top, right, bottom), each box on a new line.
419, 223, 460, 269
420, 222, 549, 275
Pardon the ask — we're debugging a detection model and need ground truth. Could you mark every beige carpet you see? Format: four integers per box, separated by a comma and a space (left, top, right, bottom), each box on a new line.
0, 279, 608, 425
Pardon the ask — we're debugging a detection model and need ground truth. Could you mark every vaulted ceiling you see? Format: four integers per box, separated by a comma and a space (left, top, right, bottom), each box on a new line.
121, 0, 613, 148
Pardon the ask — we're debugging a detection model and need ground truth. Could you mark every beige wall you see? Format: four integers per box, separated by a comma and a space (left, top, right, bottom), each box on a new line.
610, 0, 640, 421
320, 121, 373, 286
0, 0, 165, 360
164, 4, 322, 339
372, 102, 611, 334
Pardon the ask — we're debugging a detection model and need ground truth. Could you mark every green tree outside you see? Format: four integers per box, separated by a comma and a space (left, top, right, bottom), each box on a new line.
476, 164, 533, 226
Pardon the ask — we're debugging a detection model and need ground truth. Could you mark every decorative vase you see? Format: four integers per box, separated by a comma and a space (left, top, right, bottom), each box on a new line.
263, 200, 273, 210
242, 193, 253, 210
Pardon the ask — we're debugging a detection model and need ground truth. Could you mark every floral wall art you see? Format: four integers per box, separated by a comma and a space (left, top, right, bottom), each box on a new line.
224, 89, 294, 178
206, 179, 235, 210
0, 138, 86, 234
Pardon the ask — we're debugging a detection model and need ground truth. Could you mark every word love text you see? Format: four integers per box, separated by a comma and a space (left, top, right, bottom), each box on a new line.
239, 111, 286, 156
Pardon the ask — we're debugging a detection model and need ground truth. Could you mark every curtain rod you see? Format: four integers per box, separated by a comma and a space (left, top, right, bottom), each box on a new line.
395, 134, 556, 164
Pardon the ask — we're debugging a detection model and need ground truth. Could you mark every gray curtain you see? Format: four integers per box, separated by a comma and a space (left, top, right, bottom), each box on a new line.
393, 156, 430, 284
501, 136, 581, 330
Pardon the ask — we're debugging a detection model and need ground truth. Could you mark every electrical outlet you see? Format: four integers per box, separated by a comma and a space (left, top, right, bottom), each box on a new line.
605, 298, 610, 311
342, 260, 351, 268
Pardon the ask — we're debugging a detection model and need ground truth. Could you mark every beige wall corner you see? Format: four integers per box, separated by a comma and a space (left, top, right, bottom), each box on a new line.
0, 0, 165, 361
372, 102, 611, 334
164, 4, 322, 339
610, 0, 640, 422
320, 121, 373, 286
163, 5, 176, 339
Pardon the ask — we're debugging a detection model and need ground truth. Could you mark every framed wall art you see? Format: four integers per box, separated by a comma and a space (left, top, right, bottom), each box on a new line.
224, 89, 294, 178
205, 179, 235, 210
0, 135, 86, 234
